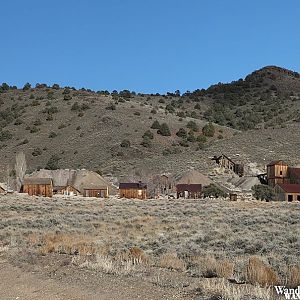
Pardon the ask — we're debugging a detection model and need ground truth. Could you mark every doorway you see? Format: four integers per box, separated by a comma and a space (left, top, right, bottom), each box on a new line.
288, 194, 293, 202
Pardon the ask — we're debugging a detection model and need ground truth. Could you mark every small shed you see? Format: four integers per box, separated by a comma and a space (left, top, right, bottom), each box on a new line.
176, 184, 202, 199
274, 183, 300, 202
22, 178, 53, 197
119, 182, 147, 199
83, 186, 108, 198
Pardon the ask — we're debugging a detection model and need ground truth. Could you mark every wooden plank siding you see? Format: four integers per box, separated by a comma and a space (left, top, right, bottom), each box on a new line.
23, 178, 53, 197
83, 188, 108, 198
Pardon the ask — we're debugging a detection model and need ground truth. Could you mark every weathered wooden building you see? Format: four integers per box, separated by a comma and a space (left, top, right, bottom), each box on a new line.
176, 184, 202, 199
267, 160, 289, 187
83, 186, 109, 198
22, 178, 53, 197
25, 169, 112, 198
119, 182, 147, 199
274, 183, 300, 202
152, 174, 175, 198
53, 185, 81, 196
212, 154, 244, 177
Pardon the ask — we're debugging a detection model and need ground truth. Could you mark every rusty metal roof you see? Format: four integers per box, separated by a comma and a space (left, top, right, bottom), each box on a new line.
176, 184, 202, 193
119, 182, 147, 189
277, 183, 300, 193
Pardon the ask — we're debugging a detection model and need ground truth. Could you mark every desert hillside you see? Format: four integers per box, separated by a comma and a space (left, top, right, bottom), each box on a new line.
0, 66, 300, 179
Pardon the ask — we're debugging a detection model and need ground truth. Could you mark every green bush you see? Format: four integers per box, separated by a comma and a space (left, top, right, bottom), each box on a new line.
151, 120, 160, 129
176, 128, 187, 138
120, 139, 130, 148
202, 184, 227, 198
187, 121, 199, 132
48, 132, 57, 138
0, 130, 13, 141
202, 122, 215, 137
141, 137, 151, 148
23, 83, 31, 90
106, 103, 116, 110
252, 185, 275, 201
45, 154, 60, 170
142, 130, 154, 139
32, 147, 42, 156
157, 123, 171, 136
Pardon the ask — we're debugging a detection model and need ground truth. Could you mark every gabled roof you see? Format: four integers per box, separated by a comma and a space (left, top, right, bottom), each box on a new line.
277, 183, 300, 193
176, 184, 202, 193
119, 182, 147, 189
267, 160, 288, 167
176, 169, 212, 186
23, 178, 53, 185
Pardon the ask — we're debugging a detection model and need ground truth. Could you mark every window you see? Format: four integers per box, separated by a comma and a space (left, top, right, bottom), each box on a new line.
138, 189, 142, 196
280, 171, 283, 175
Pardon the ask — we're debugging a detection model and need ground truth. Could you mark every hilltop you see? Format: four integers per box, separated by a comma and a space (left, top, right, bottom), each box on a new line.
0, 65, 300, 179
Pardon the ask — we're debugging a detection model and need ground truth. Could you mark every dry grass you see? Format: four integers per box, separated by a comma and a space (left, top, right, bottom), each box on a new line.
0, 194, 299, 297
245, 256, 279, 287
159, 252, 186, 272
286, 265, 300, 288
199, 278, 273, 300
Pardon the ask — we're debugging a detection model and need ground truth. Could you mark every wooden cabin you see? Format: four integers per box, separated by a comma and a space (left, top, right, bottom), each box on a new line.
119, 182, 147, 200
176, 184, 202, 199
83, 187, 108, 198
274, 183, 300, 202
267, 160, 289, 187
53, 185, 81, 196
22, 178, 53, 197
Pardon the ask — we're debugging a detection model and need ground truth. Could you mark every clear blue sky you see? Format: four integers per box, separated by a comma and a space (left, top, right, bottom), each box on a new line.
1, 0, 300, 93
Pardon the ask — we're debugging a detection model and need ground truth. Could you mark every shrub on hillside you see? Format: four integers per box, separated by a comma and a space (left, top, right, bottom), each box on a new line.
202, 122, 215, 137
176, 128, 187, 138
120, 139, 130, 148
142, 130, 154, 140
187, 121, 199, 132
45, 154, 60, 170
32, 147, 42, 156
151, 120, 160, 129
157, 123, 171, 136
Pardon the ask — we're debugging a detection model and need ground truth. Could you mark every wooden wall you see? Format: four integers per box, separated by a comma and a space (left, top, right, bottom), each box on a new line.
267, 164, 288, 187
23, 184, 53, 197
83, 188, 108, 198
119, 188, 147, 200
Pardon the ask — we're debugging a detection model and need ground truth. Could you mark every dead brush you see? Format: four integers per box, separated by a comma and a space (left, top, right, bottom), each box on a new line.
245, 256, 279, 287
286, 265, 300, 288
191, 256, 234, 279
38, 233, 96, 256
159, 252, 186, 272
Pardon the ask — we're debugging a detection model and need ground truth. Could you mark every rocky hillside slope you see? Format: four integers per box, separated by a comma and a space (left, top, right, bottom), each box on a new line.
0, 66, 299, 180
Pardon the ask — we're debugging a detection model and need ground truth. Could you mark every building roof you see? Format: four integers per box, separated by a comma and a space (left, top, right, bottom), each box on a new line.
267, 160, 288, 167
24, 169, 111, 194
277, 183, 300, 193
176, 169, 212, 186
289, 168, 300, 179
119, 182, 147, 189
176, 184, 202, 193
23, 178, 53, 185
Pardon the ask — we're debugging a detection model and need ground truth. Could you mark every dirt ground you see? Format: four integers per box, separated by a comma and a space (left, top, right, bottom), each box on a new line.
0, 254, 188, 300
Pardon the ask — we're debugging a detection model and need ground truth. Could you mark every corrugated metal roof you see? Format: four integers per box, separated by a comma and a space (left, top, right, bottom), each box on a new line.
119, 182, 147, 189
176, 184, 202, 193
